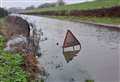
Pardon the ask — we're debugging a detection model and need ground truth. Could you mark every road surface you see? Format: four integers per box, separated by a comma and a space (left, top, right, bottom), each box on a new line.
20, 15, 120, 82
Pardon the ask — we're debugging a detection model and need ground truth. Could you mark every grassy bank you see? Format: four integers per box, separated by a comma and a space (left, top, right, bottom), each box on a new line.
0, 18, 28, 82
47, 16, 120, 25
0, 36, 27, 82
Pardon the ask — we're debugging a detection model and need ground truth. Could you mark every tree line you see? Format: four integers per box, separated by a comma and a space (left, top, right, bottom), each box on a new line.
0, 8, 8, 17
25, 0, 65, 10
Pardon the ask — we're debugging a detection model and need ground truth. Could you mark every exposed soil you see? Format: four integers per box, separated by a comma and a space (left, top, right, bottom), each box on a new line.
7, 16, 30, 39
0, 16, 30, 39
24, 6, 120, 17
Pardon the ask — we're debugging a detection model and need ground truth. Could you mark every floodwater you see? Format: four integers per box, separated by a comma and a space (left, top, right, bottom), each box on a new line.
20, 15, 120, 82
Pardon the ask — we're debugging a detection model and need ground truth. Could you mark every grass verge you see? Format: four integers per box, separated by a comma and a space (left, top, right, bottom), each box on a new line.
85, 80, 94, 82
47, 16, 120, 25
0, 35, 28, 82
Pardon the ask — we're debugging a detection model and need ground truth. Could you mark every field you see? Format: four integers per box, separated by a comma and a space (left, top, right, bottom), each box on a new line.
26, 0, 120, 13
24, 0, 120, 25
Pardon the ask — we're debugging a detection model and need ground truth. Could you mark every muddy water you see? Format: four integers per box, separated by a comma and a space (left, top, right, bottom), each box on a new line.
20, 15, 120, 82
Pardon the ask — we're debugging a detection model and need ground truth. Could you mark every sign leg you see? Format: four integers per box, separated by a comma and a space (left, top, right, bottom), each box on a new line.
73, 46, 75, 51
63, 48, 64, 52
79, 44, 81, 50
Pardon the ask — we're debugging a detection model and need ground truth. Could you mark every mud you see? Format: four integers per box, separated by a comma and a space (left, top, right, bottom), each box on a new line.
25, 6, 120, 17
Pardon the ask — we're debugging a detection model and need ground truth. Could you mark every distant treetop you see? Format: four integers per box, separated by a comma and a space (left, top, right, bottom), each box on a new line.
0, 8, 8, 17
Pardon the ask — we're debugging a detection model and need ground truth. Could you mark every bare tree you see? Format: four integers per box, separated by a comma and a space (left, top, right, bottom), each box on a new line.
25, 5, 35, 10
56, 0, 65, 6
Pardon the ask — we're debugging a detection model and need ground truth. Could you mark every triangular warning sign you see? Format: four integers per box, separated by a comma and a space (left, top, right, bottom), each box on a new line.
63, 30, 80, 48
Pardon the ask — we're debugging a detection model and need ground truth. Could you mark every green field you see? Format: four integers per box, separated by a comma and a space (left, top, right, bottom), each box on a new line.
26, 0, 120, 13
24, 0, 120, 25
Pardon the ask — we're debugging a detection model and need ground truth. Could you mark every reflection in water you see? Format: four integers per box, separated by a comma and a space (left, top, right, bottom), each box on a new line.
63, 50, 80, 63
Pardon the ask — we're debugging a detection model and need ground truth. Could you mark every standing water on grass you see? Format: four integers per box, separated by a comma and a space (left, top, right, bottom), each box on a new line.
19, 15, 120, 82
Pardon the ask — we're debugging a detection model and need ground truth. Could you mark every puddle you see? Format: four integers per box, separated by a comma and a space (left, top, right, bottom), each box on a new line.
19, 15, 120, 82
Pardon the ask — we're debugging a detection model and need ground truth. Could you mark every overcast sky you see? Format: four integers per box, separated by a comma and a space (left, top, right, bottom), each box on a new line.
1, 0, 94, 9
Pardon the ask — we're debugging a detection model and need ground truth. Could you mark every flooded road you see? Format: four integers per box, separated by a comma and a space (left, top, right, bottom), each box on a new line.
20, 15, 120, 82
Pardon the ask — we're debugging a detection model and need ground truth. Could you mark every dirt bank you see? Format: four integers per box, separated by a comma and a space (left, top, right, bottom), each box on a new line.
0, 16, 30, 39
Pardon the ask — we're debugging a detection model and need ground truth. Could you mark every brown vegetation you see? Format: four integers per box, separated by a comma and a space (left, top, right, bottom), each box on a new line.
22, 55, 40, 80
